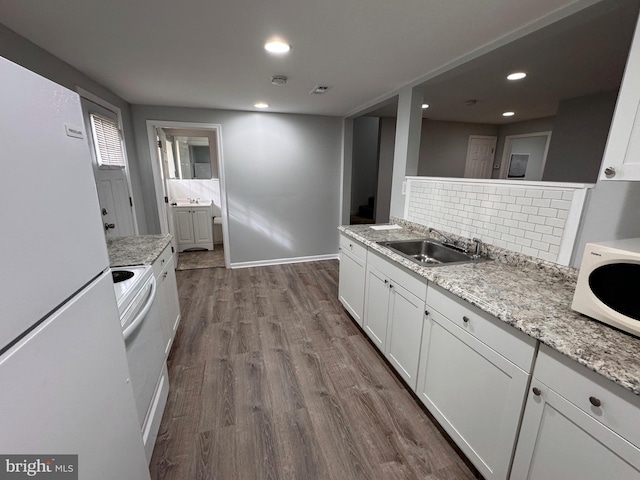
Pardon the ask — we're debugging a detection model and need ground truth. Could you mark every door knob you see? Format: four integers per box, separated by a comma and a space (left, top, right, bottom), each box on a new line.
101, 208, 108, 216
604, 167, 616, 178
104, 223, 115, 231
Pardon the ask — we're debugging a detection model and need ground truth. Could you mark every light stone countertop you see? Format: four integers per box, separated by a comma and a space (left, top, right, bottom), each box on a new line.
339, 223, 640, 396
107, 234, 172, 267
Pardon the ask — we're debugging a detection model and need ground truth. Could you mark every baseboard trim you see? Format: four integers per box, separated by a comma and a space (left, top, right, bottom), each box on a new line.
230, 253, 339, 269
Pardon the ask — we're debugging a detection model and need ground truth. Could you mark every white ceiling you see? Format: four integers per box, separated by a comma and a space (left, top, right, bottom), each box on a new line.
366, 0, 640, 124
0, 0, 623, 117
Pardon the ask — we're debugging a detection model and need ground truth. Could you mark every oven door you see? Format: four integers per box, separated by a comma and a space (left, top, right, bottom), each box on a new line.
121, 276, 165, 429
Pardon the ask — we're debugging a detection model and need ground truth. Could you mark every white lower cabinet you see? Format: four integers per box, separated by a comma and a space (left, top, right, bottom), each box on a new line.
363, 251, 427, 390
174, 205, 213, 252
511, 345, 640, 479
338, 234, 367, 325
417, 284, 536, 480
152, 244, 181, 358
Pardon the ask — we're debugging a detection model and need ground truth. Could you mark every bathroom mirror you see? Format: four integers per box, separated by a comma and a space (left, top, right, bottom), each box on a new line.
362, 0, 640, 184
166, 135, 212, 180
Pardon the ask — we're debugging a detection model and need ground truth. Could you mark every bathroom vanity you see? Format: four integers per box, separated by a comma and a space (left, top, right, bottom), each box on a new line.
173, 201, 214, 252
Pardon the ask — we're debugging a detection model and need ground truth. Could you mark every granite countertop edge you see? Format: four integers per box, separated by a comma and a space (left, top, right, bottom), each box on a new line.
339, 224, 640, 396
107, 234, 172, 267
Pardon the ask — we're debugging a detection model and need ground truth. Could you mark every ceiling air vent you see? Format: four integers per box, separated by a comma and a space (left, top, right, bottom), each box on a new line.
309, 85, 331, 95
271, 75, 288, 86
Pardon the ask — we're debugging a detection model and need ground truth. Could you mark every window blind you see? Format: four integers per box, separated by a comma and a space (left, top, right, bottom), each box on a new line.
90, 113, 125, 168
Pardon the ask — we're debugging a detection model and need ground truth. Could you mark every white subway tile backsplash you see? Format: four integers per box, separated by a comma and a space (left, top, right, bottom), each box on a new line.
532, 198, 551, 208
525, 189, 544, 198
534, 224, 553, 235
538, 207, 558, 218
405, 179, 586, 264
543, 190, 563, 199
550, 199, 571, 210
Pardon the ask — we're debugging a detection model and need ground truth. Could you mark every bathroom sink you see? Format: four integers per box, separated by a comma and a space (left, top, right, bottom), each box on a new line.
378, 239, 486, 267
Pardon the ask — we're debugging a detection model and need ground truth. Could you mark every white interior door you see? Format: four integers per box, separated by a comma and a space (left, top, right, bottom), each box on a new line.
464, 136, 497, 178
81, 98, 135, 237
156, 128, 178, 253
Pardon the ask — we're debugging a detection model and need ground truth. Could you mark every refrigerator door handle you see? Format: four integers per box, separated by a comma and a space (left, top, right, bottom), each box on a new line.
123, 277, 157, 341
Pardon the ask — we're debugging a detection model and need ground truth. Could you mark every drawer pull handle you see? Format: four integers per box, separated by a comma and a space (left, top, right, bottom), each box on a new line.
589, 396, 602, 407
462, 316, 469, 323
349, 244, 353, 248
384, 279, 389, 284
389, 284, 394, 289
425, 309, 429, 316
532, 387, 541, 396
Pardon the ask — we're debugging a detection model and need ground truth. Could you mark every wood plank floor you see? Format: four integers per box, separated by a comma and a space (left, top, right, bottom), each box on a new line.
150, 260, 480, 480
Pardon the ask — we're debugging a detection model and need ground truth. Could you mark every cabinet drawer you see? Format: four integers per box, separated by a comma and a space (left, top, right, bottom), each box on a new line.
152, 244, 173, 278
368, 250, 427, 301
339, 233, 367, 261
534, 344, 640, 449
426, 284, 536, 372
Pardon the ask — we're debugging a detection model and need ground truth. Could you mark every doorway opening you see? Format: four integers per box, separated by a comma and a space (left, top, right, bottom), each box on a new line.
499, 132, 552, 181
146, 121, 230, 269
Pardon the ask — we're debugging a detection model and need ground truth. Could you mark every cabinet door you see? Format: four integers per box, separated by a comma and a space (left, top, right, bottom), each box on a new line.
385, 282, 424, 390
158, 257, 181, 357
511, 381, 640, 480
599, 16, 640, 181
175, 209, 195, 245
192, 207, 213, 245
416, 309, 530, 480
363, 265, 390, 351
338, 248, 366, 325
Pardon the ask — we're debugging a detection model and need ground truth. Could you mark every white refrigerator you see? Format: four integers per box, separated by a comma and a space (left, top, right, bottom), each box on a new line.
0, 57, 150, 479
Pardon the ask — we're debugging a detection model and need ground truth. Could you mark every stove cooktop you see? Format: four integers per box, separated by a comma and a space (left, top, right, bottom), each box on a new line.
111, 265, 153, 317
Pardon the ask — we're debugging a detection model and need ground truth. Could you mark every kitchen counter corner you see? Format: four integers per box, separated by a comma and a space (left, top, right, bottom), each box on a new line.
107, 234, 172, 267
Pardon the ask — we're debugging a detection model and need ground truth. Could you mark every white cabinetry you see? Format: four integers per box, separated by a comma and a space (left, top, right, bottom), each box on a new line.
174, 205, 213, 252
416, 284, 536, 480
338, 234, 367, 325
599, 16, 640, 181
152, 244, 181, 358
511, 345, 640, 479
363, 251, 427, 389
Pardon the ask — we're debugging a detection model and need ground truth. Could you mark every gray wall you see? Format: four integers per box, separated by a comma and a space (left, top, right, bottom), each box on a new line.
375, 118, 396, 223
494, 117, 555, 178
572, 180, 640, 267
418, 120, 499, 177
543, 90, 618, 183
351, 117, 380, 214
0, 23, 148, 232
131, 106, 343, 265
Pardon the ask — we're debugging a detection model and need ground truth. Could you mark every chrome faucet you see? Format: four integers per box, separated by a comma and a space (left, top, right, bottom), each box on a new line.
472, 237, 483, 258
428, 227, 455, 245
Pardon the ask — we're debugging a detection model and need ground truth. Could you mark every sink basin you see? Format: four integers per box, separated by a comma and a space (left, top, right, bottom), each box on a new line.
378, 239, 486, 267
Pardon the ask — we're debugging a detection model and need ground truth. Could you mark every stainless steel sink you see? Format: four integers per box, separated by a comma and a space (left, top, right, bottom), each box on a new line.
378, 239, 486, 267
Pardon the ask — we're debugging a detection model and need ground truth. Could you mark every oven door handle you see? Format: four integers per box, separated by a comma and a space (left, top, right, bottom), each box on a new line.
123, 277, 157, 341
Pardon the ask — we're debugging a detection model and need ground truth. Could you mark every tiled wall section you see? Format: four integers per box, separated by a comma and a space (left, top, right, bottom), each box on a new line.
168, 179, 221, 209
406, 179, 583, 263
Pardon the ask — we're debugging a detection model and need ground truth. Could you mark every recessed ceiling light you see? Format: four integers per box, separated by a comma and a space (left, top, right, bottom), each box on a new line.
503, 111, 515, 117
254, 102, 269, 109
264, 40, 291, 54
422, 104, 430, 109
507, 72, 527, 81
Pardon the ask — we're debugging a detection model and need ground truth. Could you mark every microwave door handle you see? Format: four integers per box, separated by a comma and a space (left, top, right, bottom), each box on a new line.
122, 277, 157, 341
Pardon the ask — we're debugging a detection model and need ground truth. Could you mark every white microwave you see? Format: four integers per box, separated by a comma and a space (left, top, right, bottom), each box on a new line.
572, 238, 640, 338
